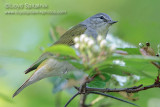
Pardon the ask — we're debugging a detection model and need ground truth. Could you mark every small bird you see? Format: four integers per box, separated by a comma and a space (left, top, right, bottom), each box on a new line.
13, 13, 117, 97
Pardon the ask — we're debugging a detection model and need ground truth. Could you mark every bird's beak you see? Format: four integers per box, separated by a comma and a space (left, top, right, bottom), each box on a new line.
108, 21, 118, 24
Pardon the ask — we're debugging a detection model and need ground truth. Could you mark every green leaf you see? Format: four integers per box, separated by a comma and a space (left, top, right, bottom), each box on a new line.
117, 48, 141, 55
98, 64, 133, 76
110, 55, 160, 62
124, 60, 158, 78
87, 81, 106, 88
45, 45, 78, 59
122, 55, 160, 62
88, 72, 111, 88
68, 60, 85, 69
134, 78, 155, 86
95, 58, 158, 77
102, 55, 159, 76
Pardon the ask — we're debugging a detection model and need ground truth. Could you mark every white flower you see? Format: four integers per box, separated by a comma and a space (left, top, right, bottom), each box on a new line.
133, 75, 140, 80
84, 37, 90, 43
100, 40, 107, 48
112, 75, 127, 86
74, 43, 80, 49
97, 35, 103, 42
80, 34, 87, 42
87, 39, 95, 47
74, 37, 79, 43
113, 60, 125, 66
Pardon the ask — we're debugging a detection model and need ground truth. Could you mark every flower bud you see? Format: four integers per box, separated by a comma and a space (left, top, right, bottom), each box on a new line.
80, 34, 87, 42
139, 43, 144, 48
84, 37, 90, 43
100, 40, 107, 48
87, 39, 95, 47
74, 37, 79, 43
146, 42, 150, 47
74, 43, 80, 49
97, 35, 103, 43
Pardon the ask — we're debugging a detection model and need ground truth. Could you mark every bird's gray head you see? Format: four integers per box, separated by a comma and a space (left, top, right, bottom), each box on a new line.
81, 13, 117, 36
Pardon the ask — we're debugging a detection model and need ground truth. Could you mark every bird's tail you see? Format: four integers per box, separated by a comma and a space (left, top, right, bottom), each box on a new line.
13, 61, 49, 98
12, 78, 31, 98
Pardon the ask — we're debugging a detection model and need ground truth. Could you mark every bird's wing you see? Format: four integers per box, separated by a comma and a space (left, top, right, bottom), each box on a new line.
24, 24, 87, 74
53, 24, 87, 46
24, 52, 53, 74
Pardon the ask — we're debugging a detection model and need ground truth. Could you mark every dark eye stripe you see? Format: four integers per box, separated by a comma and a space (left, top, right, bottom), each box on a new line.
100, 16, 104, 19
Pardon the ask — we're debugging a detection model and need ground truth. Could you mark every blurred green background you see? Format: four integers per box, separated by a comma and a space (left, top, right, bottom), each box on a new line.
0, 0, 160, 107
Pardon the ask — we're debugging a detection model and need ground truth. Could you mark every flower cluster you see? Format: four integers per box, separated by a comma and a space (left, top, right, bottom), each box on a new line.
73, 34, 115, 66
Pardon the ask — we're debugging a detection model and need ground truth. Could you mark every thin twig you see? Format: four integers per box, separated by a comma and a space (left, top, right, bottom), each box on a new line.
64, 92, 80, 107
151, 61, 160, 69
88, 91, 139, 107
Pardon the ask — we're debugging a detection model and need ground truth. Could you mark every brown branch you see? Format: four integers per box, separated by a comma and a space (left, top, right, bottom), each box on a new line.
74, 81, 160, 94
79, 74, 99, 107
67, 82, 160, 107
67, 78, 160, 107
85, 84, 144, 93
65, 65, 160, 107
69, 82, 160, 107
84, 83, 160, 93
80, 94, 89, 107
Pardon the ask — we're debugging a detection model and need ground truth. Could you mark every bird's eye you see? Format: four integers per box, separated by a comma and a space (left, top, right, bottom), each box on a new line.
100, 16, 105, 19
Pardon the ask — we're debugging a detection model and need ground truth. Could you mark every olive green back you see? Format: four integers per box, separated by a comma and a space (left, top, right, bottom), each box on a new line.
53, 24, 87, 46
24, 24, 87, 74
